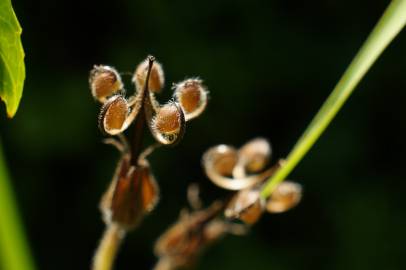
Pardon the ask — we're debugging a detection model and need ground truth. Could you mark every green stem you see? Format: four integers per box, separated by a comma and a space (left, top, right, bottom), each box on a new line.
0, 139, 35, 270
261, 0, 406, 198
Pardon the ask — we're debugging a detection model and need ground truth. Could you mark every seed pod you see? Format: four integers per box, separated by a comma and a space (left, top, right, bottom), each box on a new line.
99, 95, 129, 135
203, 145, 238, 177
174, 79, 208, 121
134, 58, 164, 93
266, 181, 302, 214
149, 102, 185, 145
238, 138, 272, 173
203, 144, 276, 191
225, 188, 264, 225
153, 103, 181, 135
90, 65, 123, 103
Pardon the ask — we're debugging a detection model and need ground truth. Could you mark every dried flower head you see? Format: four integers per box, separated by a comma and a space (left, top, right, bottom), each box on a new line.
174, 79, 208, 121
90, 65, 123, 103
99, 95, 129, 135
134, 59, 164, 93
266, 181, 302, 213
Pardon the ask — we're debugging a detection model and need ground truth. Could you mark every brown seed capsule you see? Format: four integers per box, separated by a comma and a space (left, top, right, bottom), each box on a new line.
174, 79, 208, 120
204, 145, 238, 177
153, 103, 182, 135
238, 138, 272, 173
90, 65, 123, 103
266, 181, 302, 213
99, 95, 129, 135
225, 188, 264, 225
134, 58, 164, 93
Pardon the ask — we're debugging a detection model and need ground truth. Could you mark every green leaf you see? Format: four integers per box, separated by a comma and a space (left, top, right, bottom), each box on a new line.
0, 140, 36, 270
0, 0, 25, 118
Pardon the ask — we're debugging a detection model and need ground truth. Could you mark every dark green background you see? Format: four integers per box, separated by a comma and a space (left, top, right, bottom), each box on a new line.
1, 0, 406, 269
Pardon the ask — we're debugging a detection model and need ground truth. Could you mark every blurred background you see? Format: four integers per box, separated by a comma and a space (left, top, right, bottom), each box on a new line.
1, 0, 406, 269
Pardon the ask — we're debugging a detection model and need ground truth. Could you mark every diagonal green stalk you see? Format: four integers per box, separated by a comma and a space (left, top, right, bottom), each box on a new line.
261, 0, 406, 198
0, 139, 35, 270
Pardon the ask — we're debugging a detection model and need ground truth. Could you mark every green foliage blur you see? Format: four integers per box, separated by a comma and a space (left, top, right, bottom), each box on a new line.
1, 0, 405, 269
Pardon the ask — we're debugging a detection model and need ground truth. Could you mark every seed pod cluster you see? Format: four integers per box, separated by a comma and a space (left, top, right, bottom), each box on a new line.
90, 56, 208, 144
90, 56, 210, 270
203, 138, 303, 225
90, 56, 210, 237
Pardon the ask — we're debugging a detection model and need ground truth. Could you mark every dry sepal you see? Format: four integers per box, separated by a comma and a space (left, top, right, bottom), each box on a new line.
100, 150, 159, 231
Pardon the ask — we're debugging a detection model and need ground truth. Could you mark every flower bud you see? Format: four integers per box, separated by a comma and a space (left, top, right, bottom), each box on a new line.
90, 65, 123, 103
134, 58, 164, 93
266, 181, 302, 213
99, 95, 129, 135
174, 79, 208, 120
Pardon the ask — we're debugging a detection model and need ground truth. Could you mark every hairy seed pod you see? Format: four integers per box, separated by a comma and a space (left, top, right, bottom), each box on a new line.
90, 65, 123, 103
152, 103, 182, 135
225, 188, 264, 225
204, 145, 238, 177
134, 58, 164, 93
266, 181, 302, 213
99, 95, 129, 135
238, 138, 272, 173
174, 79, 208, 120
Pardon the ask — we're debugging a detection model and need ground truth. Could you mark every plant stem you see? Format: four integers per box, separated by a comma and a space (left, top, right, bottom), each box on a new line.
130, 110, 146, 165
0, 140, 36, 270
92, 224, 126, 270
92, 56, 156, 270
261, 0, 406, 198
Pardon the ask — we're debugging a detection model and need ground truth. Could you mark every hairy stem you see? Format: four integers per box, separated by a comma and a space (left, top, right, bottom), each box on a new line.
261, 0, 406, 198
0, 139, 36, 270
92, 224, 126, 270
